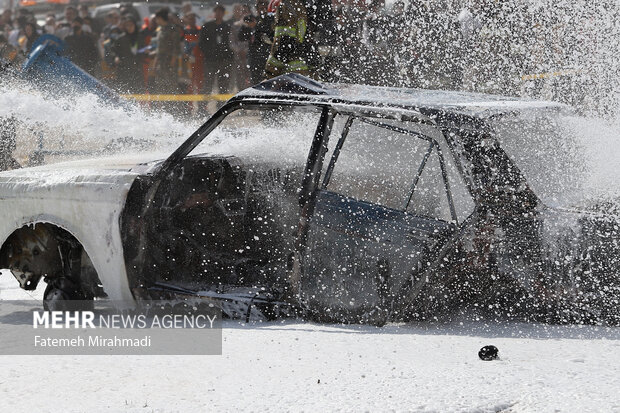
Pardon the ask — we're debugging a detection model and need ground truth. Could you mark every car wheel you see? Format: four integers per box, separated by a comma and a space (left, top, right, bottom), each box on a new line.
43, 279, 94, 312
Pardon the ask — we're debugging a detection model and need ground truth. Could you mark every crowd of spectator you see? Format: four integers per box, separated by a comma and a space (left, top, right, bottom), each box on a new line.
0, 1, 276, 97
1, 0, 618, 114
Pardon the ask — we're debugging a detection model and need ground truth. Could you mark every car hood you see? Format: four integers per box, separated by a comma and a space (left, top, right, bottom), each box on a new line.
6, 152, 168, 173
0, 152, 168, 199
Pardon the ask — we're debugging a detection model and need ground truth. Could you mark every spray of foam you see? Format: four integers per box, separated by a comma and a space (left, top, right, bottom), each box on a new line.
565, 114, 620, 204
0, 79, 199, 164
1, 78, 618, 213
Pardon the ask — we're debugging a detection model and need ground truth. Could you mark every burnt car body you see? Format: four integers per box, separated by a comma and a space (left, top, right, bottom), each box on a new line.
1, 74, 619, 324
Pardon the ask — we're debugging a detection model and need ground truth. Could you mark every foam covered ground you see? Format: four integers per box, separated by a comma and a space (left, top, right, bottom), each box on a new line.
1, 274, 619, 412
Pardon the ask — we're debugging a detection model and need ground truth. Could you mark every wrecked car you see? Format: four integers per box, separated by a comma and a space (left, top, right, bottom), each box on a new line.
1, 74, 619, 324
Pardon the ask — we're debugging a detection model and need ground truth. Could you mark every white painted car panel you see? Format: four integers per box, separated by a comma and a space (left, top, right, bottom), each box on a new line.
0, 155, 163, 302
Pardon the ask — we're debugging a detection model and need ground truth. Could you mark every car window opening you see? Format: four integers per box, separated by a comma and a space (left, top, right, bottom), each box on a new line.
321, 114, 458, 223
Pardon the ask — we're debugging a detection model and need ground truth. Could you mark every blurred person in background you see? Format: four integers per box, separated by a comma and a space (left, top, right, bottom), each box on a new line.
240, 0, 273, 84
80, 4, 101, 35
7, 15, 26, 48
83, 16, 97, 37
264, 0, 310, 77
65, 16, 100, 75
43, 14, 56, 35
139, 14, 157, 91
119, 3, 140, 23
78, 4, 90, 19
230, 3, 251, 90
20, 21, 39, 53
198, 4, 233, 94
56, 6, 74, 39
152, 8, 180, 93
0, 33, 21, 69
181, 2, 204, 26
181, 12, 204, 94
110, 15, 144, 92
180, 2, 192, 17
102, 18, 123, 75
7, 9, 37, 48
168, 11, 184, 34
0, 9, 12, 34
140, 15, 157, 51
102, 10, 120, 41
57, 6, 91, 40
141, 15, 155, 37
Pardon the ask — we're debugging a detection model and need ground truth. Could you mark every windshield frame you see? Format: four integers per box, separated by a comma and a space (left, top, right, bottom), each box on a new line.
157, 100, 330, 174
155, 98, 464, 221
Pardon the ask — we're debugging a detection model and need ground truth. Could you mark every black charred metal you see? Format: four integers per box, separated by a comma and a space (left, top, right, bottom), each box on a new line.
115, 74, 620, 324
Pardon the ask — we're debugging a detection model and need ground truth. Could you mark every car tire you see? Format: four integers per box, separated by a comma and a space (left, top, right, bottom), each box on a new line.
43, 280, 94, 312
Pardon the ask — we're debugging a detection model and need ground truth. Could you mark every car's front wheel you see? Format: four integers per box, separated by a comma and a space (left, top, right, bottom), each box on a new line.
43, 277, 94, 312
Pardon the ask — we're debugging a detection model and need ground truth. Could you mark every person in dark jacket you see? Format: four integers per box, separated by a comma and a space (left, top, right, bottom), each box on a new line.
0, 9, 13, 35
64, 17, 100, 75
22, 22, 40, 54
110, 15, 144, 92
240, 0, 274, 85
102, 10, 121, 41
153, 8, 180, 93
198, 4, 233, 94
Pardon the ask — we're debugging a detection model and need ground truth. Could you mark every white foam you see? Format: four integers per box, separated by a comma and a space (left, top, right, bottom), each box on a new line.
0, 79, 198, 165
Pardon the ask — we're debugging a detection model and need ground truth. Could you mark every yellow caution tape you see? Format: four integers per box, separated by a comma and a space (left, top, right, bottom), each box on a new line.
521, 69, 584, 81
121, 94, 235, 102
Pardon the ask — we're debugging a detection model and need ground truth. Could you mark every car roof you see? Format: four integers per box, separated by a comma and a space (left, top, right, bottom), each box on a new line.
234, 74, 569, 123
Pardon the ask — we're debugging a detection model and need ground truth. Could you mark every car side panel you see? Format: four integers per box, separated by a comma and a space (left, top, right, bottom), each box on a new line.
0, 170, 139, 304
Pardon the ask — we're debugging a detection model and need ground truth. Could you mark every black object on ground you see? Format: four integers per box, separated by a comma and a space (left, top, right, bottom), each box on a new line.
479, 345, 499, 361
